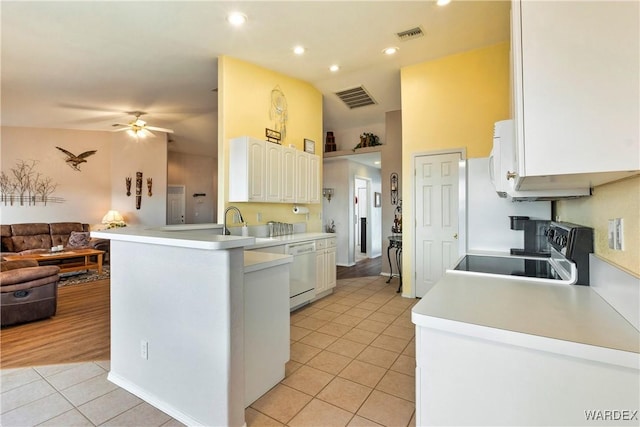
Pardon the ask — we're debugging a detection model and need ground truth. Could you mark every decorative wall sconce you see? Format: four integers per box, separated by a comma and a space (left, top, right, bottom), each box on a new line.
135, 172, 143, 210
147, 178, 153, 197
323, 188, 334, 203
125, 177, 132, 196
390, 172, 399, 205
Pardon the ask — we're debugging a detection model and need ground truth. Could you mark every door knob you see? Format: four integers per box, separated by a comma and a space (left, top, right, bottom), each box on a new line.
453, 233, 458, 240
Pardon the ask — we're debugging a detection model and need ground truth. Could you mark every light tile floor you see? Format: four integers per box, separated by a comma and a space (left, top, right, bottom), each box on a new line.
1, 276, 417, 427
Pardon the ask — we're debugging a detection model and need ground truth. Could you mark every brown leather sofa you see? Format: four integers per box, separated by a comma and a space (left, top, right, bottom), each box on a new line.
1, 222, 109, 261
1, 259, 60, 326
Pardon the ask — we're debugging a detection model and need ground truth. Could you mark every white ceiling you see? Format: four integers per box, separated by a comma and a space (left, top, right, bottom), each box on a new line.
1, 1, 510, 157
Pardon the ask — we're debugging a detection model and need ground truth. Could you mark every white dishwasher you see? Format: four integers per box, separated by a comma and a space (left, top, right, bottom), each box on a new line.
286, 241, 316, 310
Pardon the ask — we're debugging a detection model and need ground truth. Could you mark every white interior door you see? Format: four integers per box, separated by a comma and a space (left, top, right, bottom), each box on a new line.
415, 153, 461, 297
167, 185, 185, 224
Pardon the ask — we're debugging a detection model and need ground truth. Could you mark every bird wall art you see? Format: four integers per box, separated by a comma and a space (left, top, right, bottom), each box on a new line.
55, 146, 97, 171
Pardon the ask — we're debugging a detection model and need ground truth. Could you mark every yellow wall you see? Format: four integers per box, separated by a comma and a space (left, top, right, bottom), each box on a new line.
218, 56, 323, 230
400, 42, 511, 296
556, 176, 640, 276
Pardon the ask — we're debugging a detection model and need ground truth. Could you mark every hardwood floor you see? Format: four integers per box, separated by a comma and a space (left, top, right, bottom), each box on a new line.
336, 255, 382, 280
0, 279, 110, 369
1, 260, 380, 369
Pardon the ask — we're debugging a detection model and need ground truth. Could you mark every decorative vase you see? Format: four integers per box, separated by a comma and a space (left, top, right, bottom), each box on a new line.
325, 131, 337, 152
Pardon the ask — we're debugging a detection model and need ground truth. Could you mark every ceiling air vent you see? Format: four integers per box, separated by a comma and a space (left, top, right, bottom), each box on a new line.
396, 26, 425, 42
335, 86, 377, 109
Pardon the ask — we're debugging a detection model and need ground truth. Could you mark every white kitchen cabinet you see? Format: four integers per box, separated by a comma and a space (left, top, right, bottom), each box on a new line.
308, 154, 321, 204
295, 151, 310, 203
282, 146, 296, 204
230, 136, 320, 204
511, 0, 639, 190
314, 237, 337, 297
229, 136, 266, 202
265, 142, 282, 203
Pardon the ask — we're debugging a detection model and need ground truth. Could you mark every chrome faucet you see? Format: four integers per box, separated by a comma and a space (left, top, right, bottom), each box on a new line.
223, 206, 244, 235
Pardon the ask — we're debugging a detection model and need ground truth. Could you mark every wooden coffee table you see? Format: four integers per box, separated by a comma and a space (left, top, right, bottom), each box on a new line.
5, 248, 105, 275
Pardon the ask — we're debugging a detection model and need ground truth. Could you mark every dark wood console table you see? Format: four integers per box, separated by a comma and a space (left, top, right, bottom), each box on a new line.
386, 235, 402, 293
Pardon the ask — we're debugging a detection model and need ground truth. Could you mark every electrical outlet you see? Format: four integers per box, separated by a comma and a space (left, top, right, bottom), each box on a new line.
615, 218, 624, 250
608, 218, 625, 251
608, 219, 615, 249
141, 340, 148, 360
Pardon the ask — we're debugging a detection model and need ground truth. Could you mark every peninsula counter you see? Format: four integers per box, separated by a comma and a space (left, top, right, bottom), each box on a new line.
92, 227, 258, 426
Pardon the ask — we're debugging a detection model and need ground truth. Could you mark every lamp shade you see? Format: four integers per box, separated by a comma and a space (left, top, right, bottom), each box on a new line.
102, 210, 124, 224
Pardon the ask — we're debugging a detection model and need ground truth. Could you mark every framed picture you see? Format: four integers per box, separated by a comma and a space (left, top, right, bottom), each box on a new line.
374, 192, 381, 207
304, 139, 315, 154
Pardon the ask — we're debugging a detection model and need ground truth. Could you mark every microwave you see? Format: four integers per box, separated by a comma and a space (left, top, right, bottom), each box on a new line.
489, 120, 590, 201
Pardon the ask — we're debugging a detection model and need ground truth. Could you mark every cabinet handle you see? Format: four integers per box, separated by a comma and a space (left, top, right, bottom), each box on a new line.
453, 233, 458, 240
506, 171, 517, 180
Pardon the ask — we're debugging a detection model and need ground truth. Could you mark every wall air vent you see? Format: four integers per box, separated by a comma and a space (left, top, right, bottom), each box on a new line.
335, 86, 377, 109
396, 26, 425, 41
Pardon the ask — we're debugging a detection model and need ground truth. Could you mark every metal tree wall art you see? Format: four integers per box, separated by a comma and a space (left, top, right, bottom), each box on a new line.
0, 160, 62, 206
55, 146, 97, 171
269, 86, 288, 143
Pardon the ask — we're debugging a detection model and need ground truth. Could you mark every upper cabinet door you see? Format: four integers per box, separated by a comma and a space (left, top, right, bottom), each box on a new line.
265, 143, 282, 203
308, 154, 321, 204
282, 146, 297, 203
512, 0, 639, 189
295, 151, 310, 203
229, 136, 266, 202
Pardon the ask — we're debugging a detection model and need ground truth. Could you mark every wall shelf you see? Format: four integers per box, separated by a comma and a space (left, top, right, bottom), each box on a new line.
323, 146, 382, 159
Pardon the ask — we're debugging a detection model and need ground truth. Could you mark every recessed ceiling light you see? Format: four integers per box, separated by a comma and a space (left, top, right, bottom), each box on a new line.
227, 12, 247, 26
382, 47, 399, 55
437, 0, 451, 6
293, 46, 305, 55
329, 64, 340, 72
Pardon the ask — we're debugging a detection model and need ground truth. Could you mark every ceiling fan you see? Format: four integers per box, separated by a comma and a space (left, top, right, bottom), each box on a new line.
111, 111, 174, 138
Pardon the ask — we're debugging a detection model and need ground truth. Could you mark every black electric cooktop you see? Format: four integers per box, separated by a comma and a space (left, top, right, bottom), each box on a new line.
454, 255, 561, 280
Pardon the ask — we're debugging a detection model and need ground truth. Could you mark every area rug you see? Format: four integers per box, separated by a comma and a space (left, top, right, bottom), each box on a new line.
58, 266, 110, 287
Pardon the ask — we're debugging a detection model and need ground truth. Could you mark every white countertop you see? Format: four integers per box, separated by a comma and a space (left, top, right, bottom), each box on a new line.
245, 232, 336, 250
91, 227, 335, 251
91, 226, 254, 250
412, 273, 640, 368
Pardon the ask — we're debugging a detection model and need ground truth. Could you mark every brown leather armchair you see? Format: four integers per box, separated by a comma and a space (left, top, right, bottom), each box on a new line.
1, 259, 60, 327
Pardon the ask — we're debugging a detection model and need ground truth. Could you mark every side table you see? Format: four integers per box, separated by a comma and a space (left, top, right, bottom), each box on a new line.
386, 235, 402, 293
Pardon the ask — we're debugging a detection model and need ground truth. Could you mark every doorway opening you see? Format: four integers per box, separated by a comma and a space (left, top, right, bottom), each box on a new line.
354, 176, 370, 263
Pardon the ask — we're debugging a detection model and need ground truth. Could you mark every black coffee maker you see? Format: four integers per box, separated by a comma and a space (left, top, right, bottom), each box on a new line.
509, 216, 551, 257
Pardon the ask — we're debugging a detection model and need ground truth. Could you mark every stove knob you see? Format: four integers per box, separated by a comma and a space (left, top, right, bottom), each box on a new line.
561, 235, 568, 246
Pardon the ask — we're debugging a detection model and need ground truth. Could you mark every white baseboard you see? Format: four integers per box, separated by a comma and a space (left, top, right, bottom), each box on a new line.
108, 372, 206, 427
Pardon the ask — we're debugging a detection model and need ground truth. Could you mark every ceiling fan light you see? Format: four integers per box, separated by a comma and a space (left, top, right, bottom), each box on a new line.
126, 129, 137, 138
134, 119, 146, 127
227, 12, 247, 26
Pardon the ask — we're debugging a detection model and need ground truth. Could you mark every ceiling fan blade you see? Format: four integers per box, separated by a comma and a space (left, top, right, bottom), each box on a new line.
146, 126, 174, 134
111, 127, 130, 132
142, 129, 156, 138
